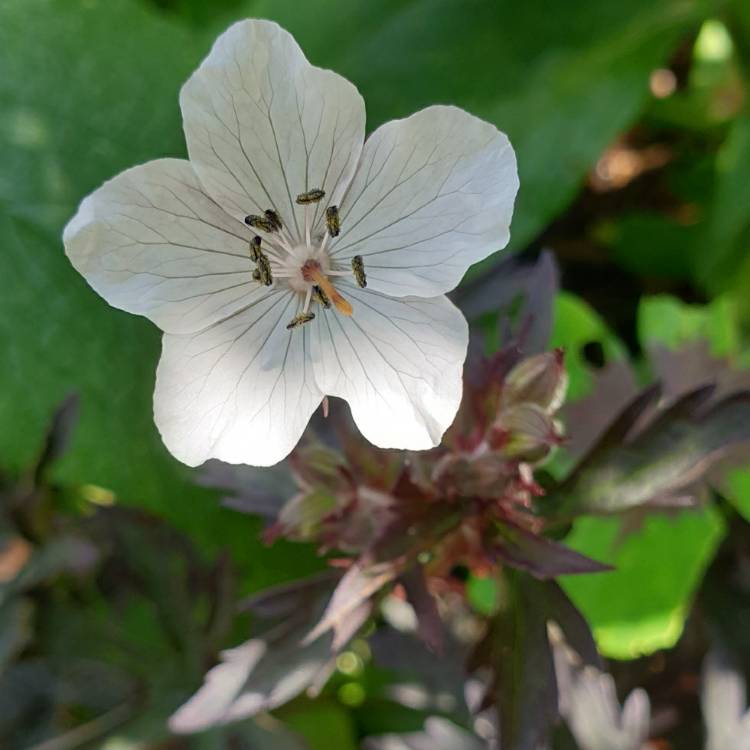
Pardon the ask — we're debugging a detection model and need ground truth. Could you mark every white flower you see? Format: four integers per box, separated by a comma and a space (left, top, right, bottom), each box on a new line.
63, 20, 518, 467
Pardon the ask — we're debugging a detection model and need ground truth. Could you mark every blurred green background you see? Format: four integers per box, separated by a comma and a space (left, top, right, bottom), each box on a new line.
1, 0, 750, 747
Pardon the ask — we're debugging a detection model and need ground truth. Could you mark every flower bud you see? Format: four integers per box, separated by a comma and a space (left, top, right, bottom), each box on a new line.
277, 490, 337, 542
503, 348, 568, 414
488, 402, 563, 462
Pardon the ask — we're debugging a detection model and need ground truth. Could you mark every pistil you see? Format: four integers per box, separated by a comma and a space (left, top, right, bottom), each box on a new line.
302, 260, 352, 316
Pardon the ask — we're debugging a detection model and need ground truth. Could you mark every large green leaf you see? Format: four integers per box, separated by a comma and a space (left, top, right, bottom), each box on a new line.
696, 114, 750, 291
561, 506, 725, 659
0, 0, 319, 586
244, 0, 717, 255
638, 294, 742, 358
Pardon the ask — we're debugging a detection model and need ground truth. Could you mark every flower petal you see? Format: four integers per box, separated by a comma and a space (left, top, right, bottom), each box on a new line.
329, 105, 518, 297
310, 288, 468, 450
180, 19, 365, 241
154, 290, 323, 467
63, 158, 259, 334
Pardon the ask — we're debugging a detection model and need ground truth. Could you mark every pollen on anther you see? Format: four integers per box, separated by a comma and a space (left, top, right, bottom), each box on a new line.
286, 312, 316, 329
244, 214, 275, 233
313, 285, 331, 309
325, 205, 341, 237
264, 209, 283, 231
296, 188, 325, 205
257, 254, 273, 286
351, 255, 367, 288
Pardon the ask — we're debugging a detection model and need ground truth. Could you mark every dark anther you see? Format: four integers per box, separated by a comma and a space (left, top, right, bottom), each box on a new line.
250, 235, 262, 262
257, 254, 273, 286
296, 188, 326, 205
312, 285, 331, 308
244, 214, 275, 233
351, 255, 367, 288
325, 205, 341, 237
264, 209, 283, 231
286, 312, 316, 329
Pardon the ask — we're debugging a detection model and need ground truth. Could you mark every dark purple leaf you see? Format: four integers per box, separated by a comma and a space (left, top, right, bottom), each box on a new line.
400, 566, 445, 653
454, 250, 560, 354
304, 560, 400, 645
220, 493, 285, 519
469, 576, 601, 750
529, 581, 601, 669
369, 629, 470, 719
2, 535, 98, 600
0, 598, 33, 672
494, 520, 612, 578
238, 571, 338, 619
170, 577, 365, 734
198, 460, 293, 520
549, 389, 750, 520
33, 393, 79, 480
562, 359, 640, 461
565, 382, 662, 475
649, 340, 750, 402
490, 573, 558, 750
331, 599, 373, 653
169, 626, 335, 733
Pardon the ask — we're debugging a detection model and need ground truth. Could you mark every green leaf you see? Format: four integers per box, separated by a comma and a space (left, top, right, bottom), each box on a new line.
550, 293, 628, 401
560, 505, 726, 659
724, 466, 750, 523
278, 700, 358, 750
0, 0, 196, 507
638, 294, 742, 358
606, 212, 700, 281
467, 574, 500, 617
696, 114, 750, 290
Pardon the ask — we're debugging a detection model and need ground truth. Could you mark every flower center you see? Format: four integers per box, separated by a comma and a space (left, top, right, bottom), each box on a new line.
243, 188, 366, 331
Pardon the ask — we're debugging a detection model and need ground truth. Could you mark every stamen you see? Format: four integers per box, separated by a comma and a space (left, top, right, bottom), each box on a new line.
265, 231, 293, 257
312, 284, 331, 309
351, 255, 367, 288
296, 188, 326, 205
302, 260, 352, 316
325, 205, 341, 237
302, 286, 313, 314
264, 209, 283, 231
244, 214, 276, 233
286, 312, 316, 330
